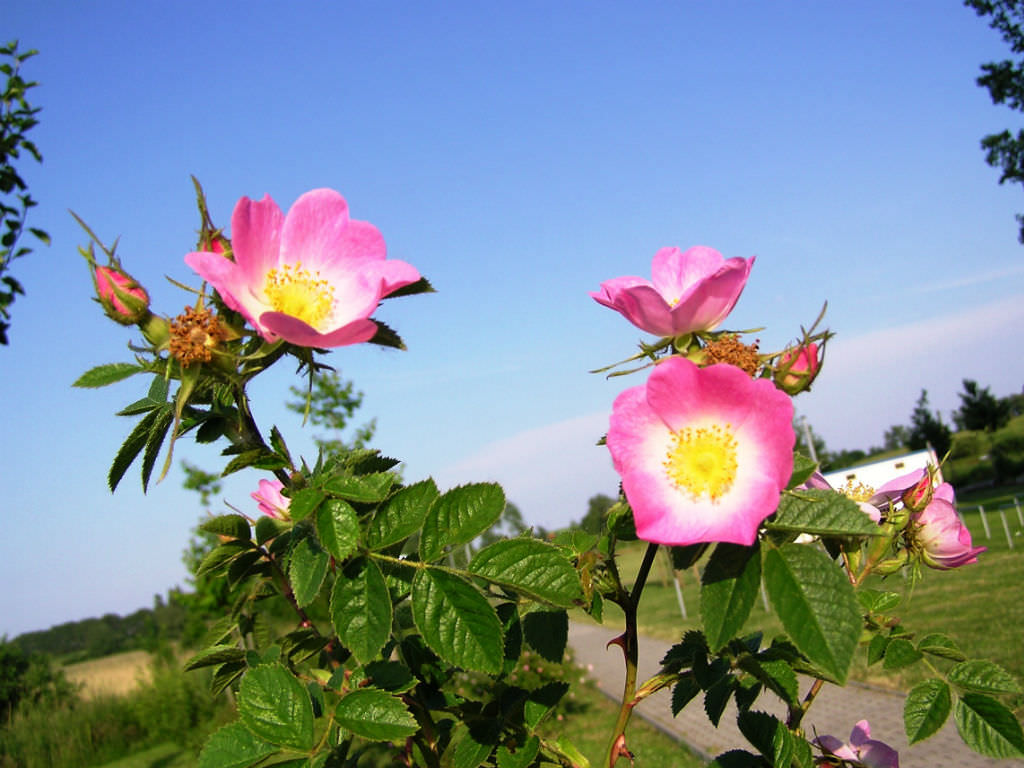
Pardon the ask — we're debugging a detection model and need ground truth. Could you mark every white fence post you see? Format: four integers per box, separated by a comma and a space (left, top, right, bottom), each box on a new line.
978, 505, 992, 539
999, 508, 1014, 550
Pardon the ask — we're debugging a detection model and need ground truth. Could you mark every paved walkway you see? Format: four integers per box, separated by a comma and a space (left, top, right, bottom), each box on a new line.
568, 621, 1024, 767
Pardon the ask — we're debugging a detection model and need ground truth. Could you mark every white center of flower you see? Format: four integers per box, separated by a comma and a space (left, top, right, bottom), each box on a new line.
663, 423, 738, 501
263, 262, 334, 330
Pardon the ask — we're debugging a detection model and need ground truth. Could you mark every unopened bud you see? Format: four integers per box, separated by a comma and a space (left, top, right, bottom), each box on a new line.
901, 472, 934, 514
94, 265, 150, 325
773, 342, 821, 395
873, 550, 910, 575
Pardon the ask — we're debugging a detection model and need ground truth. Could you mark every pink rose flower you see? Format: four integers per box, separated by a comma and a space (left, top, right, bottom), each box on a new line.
912, 482, 985, 569
591, 246, 754, 337
803, 471, 883, 523
185, 189, 420, 347
606, 357, 794, 546
251, 479, 290, 520
94, 265, 150, 325
816, 720, 899, 768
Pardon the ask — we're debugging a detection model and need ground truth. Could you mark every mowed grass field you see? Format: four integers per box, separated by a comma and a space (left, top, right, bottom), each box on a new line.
601, 499, 1024, 699
63, 649, 153, 698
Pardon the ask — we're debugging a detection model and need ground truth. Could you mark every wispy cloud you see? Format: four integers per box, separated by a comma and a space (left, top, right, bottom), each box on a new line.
912, 264, 1024, 295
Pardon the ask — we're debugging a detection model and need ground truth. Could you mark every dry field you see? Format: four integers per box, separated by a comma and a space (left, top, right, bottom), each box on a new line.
62, 650, 154, 698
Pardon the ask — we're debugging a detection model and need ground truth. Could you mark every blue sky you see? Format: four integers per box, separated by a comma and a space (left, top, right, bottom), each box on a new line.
3, 1, 1024, 637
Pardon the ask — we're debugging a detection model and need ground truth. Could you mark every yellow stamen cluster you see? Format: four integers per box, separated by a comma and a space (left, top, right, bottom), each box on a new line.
664, 423, 739, 502
169, 305, 227, 366
839, 480, 875, 503
263, 262, 334, 330
703, 335, 761, 376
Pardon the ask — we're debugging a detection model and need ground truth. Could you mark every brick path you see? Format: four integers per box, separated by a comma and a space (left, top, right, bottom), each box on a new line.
568, 621, 1024, 767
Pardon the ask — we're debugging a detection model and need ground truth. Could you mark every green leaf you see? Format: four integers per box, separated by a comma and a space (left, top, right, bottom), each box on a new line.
522, 609, 568, 663
196, 541, 254, 578
322, 472, 394, 503
671, 674, 701, 715
856, 588, 901, 614
497, 735, 540, 768
904, 679, 952, 744
706, 750, 766, 768
73, 362, 143, 388
288, 487, 326, 523
766, 489, 882, 537
256, 516, 290, 545
366, 478, 439, 550
141, 404, 174, 491
954, 693, 1024, 758
447, 723, 494, 768
736, 657, 798, 707
315, 499, 359, 561
736, 711, 793, 768
237, 664, 314, 750
363, 661, 416, 693
916, 633, 966, 662
117, 375, 169, 415
331, 558, 392, 664
411, 568, 503, 673
787, 453, 818, 489
883, 638, 923, 670
108, 407, 161, 491
524, 681, 569, 729
419, 483, 505, 562
198, 722, 278, 768
867, 634, 889, 666
222, 449, 289, 477
200, 514, 251, 541
288, 535, 329, 609
701, 543, 761, 651
947, 660, 1023, 695
333, 688, 418, 741
185, 645, 248, 672
762, 544, 861, 684
469, 538, 582, 607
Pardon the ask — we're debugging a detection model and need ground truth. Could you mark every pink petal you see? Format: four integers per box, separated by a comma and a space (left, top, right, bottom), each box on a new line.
231, 194, 285, 288
669, 257, 754, 331
279, 188, 360, 269
260, 311, 379, 348
591, 278, 676, 337
650, 246, 722, 298
357, 257, 422, 297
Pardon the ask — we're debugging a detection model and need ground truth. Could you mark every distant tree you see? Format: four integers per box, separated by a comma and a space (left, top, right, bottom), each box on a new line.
0, 41, 49, 345
0, 641, 76, 721
953, 379, 1012, 431
577, 493, 615, 534
286, 369, 375, 456
477, 502, 527, 548
908, 389, 953, 457
965, 0, 1024, 242
820, 449, 868, 473
883, 424, 911, 451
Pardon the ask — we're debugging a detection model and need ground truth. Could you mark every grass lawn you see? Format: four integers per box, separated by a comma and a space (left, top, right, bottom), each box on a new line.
96, 742, 194, 768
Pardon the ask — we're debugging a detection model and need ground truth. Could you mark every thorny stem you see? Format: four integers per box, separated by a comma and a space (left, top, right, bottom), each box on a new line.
235, 382, 292, 485
605, 542, 660, 768
788, 677, 825, 732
